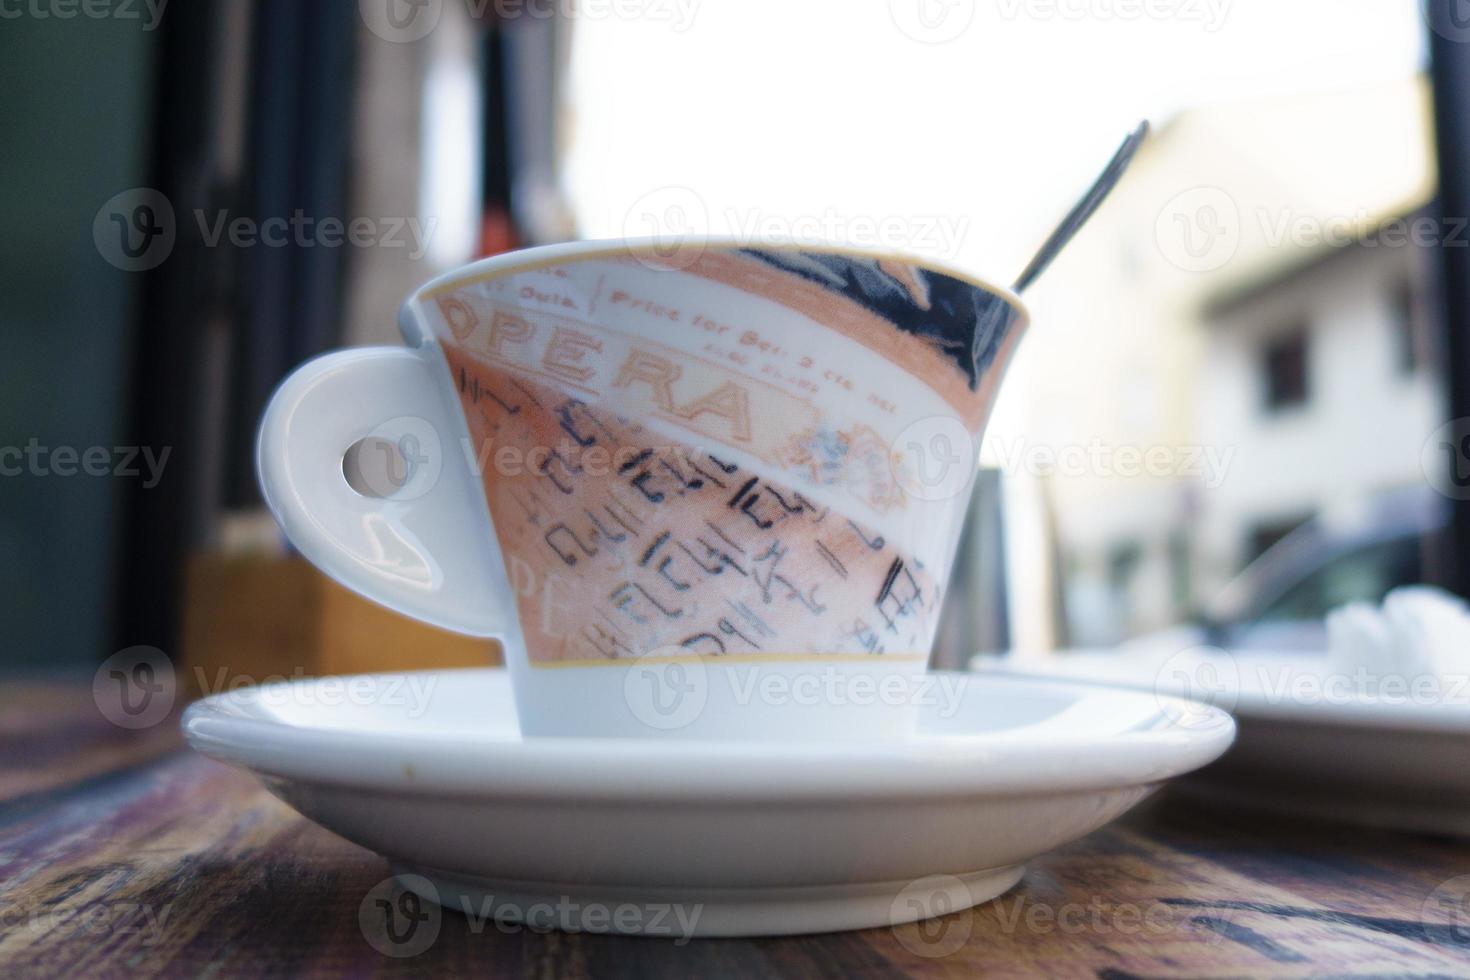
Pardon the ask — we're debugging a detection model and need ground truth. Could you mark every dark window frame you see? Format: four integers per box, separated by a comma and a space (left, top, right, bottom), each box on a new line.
1429, 5, 1470, 597
1389, 277, 1420, 376
1259, 325, 1311, 414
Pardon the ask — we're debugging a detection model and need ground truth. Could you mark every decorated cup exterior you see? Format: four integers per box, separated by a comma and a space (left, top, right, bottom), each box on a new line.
259, 240, 1026, 738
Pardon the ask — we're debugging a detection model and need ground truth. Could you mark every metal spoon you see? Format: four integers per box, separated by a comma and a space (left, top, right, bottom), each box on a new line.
1011, 120, 1150, 294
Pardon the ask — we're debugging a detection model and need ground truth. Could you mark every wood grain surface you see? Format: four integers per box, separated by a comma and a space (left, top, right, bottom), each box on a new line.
4, 679, 1470, 978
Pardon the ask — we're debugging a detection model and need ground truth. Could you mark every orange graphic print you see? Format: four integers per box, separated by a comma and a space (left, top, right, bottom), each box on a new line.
444, 345, 940, 664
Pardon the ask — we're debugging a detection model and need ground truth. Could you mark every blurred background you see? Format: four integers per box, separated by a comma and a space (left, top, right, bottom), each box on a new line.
3, 0, 1466, 682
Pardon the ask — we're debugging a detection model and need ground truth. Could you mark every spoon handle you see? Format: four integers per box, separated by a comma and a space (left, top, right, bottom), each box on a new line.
1012, 120, 1150, 294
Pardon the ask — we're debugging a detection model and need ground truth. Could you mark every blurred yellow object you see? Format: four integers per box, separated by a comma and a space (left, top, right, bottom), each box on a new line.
180, 553, 498, 698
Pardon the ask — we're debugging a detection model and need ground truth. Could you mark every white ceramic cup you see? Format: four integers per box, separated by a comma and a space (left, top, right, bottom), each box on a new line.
257, 240, 1027, 739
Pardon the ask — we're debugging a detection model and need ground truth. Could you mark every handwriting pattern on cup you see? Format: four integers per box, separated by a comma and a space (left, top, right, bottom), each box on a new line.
428, 248, 1023, 518
424, 247, 1023, 665
436, 295, 909, 519
447, 350, 938, 664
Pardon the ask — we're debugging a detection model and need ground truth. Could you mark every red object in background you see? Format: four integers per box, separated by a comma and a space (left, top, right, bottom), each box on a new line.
477, 206, 519, 258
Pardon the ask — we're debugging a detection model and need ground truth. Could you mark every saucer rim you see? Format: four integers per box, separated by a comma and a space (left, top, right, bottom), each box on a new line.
977, 651, 1470, 734
182, 668, 1235, 803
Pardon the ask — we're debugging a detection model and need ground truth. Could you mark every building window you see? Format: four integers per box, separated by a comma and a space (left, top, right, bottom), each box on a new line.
1389, 279, 1418, 375
1260, 327, 1309, 413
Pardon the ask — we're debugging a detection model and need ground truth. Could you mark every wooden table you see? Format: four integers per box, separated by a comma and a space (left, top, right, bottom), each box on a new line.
5, 680, 1470, 978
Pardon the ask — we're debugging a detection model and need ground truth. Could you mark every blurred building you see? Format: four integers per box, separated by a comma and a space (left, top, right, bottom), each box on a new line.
1196, 205, 1441, 592
996, 76, 1438, 648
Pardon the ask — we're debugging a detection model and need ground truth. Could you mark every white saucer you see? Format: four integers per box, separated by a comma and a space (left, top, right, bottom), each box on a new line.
978, 649, 1470, 837
182, 668, 1234, 937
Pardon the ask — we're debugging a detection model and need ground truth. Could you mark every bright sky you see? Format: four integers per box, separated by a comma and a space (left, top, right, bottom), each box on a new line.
563, 0, 1426, 281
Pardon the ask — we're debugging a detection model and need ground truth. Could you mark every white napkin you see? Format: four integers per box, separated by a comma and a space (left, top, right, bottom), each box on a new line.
1326, 586, 1470, 678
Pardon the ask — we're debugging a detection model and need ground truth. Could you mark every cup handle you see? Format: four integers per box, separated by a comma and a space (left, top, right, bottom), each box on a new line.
256, 346, 513, 638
